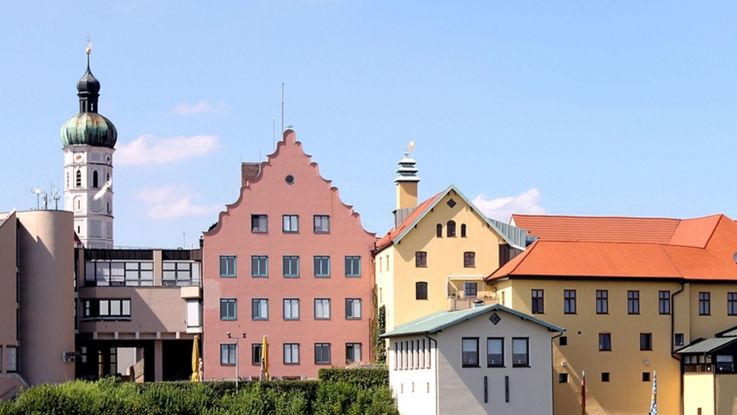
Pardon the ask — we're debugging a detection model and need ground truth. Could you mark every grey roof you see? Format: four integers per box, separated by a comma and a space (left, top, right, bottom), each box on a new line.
380, 304, 564, 339
717, 326, 737, 337
675, 337, 737, 354
487, 217, 534, 250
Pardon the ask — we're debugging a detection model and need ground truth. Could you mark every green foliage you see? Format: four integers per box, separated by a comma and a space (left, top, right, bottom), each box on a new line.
318, 367, 389, 389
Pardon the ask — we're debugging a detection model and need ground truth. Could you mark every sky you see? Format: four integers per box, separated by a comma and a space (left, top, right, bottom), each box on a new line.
1, 1, 736, 248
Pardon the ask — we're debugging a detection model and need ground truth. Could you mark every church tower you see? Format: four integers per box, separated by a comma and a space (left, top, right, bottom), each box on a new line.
60, 47, 117, 248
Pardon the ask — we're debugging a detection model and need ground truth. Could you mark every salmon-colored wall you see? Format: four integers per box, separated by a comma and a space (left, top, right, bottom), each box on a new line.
202, 130, 375, 380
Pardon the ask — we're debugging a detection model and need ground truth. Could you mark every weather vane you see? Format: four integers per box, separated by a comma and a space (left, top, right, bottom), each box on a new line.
405, 140, 415, 155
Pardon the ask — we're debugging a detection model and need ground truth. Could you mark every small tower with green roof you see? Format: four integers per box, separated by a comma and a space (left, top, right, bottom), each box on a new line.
61, 46, 116, 248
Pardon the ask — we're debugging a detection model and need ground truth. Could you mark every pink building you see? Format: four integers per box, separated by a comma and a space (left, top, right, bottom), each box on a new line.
202, 129, 375, 380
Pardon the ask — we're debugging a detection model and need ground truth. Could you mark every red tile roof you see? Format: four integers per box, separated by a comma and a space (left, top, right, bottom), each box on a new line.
489, 214, 737, 281
375, 192, 443, 251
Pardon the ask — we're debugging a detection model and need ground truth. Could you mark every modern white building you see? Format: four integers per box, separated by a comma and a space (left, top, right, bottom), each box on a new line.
381, 304, 564, 415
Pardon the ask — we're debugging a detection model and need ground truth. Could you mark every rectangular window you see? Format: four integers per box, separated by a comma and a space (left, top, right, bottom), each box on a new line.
251, 256, 268, 277
416, 282, 428, 300
415, 251, 427, 267
346, 343, 362, 364
345, 298, 362, 319
640, 333, 653, 351
531, 289, 544, 314
220, 298, 237, 321
162, 261, 198, 287
599, 333, 612, 351
487, 337, 504, 367
512, 338, 529, 367
344, 256, 361, 277
463, 251, 476, 268
251, 214, 268, 233
659, 290, 671, 315
313, 215, 330, 233
462, 337, 479, 367
729, 293, 737, 316
564, 290, 577, 314
596, 290, 608, 314
699, 292, 711, 315
220, 344, 236, 366
219, 255, 237, 278
601, 372, 610, 382
282, 256, 300, 278
284, 343, 300, 364
313, 256, 330, 277
675, 333, 685, 347
559, 336, 568, 346
315, 298, 331, 320
642, 372, 651, 382
283, 298, 300, 320
6, 346, 16, 372
123, 261, 154, 286
282, 215, 299, 233
559, 373, 569, 383
252, 343, 262, 365
464, 282, 478, 298
252, 298, 269, 320
627, 290, 640, 314
315, 343, 331, 365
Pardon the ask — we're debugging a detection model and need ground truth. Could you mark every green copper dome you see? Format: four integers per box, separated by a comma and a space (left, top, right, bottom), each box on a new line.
60, 112, 117, 149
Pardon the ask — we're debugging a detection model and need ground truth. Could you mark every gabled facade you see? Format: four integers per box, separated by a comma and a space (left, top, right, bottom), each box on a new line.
202, 129, 375, 380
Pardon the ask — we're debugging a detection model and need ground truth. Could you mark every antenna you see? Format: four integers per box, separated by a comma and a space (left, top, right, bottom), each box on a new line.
281, 83, 285, 133
31, 187, 42, 210
51, 186, 61, 210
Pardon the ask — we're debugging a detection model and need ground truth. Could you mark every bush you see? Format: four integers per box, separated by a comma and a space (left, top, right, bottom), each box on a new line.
318, 367, 389, 389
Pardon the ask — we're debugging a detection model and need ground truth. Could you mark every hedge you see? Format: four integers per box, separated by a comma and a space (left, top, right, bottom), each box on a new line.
317, 367, 389, 389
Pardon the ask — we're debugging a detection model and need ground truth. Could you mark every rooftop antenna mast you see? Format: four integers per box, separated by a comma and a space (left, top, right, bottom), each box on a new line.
51, 185, 61, 210
31, 187, 42, 210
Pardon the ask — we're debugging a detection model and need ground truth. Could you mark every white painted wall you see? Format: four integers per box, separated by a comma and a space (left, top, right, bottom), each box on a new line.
388, 335, 437, 415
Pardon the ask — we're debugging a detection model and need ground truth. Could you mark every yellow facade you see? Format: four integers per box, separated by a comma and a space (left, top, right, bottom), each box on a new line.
395, 181, 417, 211
684, 373, 714, 415
376, 188, 505, 332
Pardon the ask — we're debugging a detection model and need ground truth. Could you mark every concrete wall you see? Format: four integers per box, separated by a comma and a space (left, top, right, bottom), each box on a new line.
715, 375, 737, 415
16, 210, 75, 385
387, 335, 437, 415
684, 373, 714, 415
0, 213, 18, 376
202, 130, 376, 380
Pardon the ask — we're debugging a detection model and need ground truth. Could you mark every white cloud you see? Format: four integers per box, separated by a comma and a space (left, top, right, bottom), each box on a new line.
472, 188, 546, 222
116, 134, 219, 165
172, 100, 225, 115
137, 186, 221, 219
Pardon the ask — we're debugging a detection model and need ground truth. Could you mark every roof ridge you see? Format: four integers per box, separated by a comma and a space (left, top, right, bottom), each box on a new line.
513, 213, 682, 221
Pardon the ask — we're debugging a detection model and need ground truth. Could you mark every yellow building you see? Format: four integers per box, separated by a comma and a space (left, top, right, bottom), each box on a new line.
374, 153, 529, 332
488, 213, 737, 415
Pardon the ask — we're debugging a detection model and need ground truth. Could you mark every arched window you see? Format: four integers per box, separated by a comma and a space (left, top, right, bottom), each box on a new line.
75, 170, 82, 188
461, 224, 467, 238
66, 172, 69, 189
92, 171, 99, 189
436, 224, 443, 237
415, 282, 428, 300
447, 220, 456, 237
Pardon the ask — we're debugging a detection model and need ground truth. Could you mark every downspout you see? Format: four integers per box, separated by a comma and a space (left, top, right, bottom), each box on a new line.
550, 330, 564, 415
671, 281, 686, 414
425, 334, 439, 415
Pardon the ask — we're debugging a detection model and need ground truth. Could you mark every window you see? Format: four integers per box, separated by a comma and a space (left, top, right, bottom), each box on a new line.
346, 298, 362, 319
80, 299, 131, 319
463, 251, 475, 268
346, 343, 362, 364
315, 298, 331, 319
76, 170, 82, 187
564, 290, 577, 314
464, 282, 478, 298
599, 333, 612, 351
716, 355, 734, 373
313, 256, 330, 277
416, 282, 428, 300
601, 372, 610, 382
461, 224, 467, 238
559, 336, 568, 346
447, 220, 456, 237
699, 292, 711, 315
487, 338, 504, 367
284, 344, 300, 364
436, 224, 442, 237
315, 343, 331, 364
251, 214, 268, 233
252, 343, 262, 365
659, 290, 671, 315
220, 344, 236, 365
162, 261, 199, 287
92, 171, 99, 188
220, 255, 237, 278
283, 298, 300, 320
220, 298, 237, 321
415, 251, 427, 267
531, 289, 544, 314
559, 373, 569, 383
121, 261, 154, 286
642, 372, 651, 382
675, 333, 685, 347
251, 256, 268, 277
627, 290, 640, 314
282, 215, 299, 232
640, 333, 653, 351
462, 338, 479, 367
596, 290, 608, 314
345, 256, 361, 277
283, 256, 300, 277
252, 299, 268, 320
728, 292, 737, 316
512, 338, 529, 367
314, 215, 330, 233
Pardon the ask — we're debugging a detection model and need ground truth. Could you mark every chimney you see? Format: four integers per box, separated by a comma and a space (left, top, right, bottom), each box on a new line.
393, 153, 419, 226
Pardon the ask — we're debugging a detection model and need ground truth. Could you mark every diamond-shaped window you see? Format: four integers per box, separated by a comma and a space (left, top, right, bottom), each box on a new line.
447, 199, 457, 208
489, 312, 501, 325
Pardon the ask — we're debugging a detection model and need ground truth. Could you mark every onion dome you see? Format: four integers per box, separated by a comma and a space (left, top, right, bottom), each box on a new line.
60, 48, 117, 149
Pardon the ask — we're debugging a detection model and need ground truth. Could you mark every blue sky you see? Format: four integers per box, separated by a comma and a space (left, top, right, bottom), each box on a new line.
1, 1, 735, 248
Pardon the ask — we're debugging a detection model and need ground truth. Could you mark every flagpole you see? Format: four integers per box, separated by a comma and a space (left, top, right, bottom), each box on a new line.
581, 370, 586, 415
